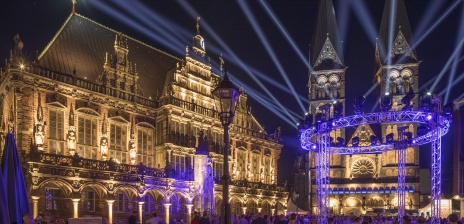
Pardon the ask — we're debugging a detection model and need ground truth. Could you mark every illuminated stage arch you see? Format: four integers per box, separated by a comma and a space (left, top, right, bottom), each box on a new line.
300, 109, 451, 223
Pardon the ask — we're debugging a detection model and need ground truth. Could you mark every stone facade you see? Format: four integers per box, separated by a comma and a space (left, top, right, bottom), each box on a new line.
0, 13, 287, 223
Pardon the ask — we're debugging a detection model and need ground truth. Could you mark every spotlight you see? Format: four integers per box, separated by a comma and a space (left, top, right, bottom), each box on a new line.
352, 137, 360, 147
370, 135, 378, 146
333, 100, 337, 104
333, 101, 344, 119
381, 95, 393, 112
401, 88, 415, 111
353, 96, 366, 114
386, 133, 394, 144
305, 112, 309, 116
20, 64, 25, 70
412, 140, 416, 144
337, 137, 345, 147
311, 144, 317, 150
427, 92, 432, 96
417, 125, 429, 136
385, 92, 390, 96
426, 114, 433, 120
316, 112, 324, 123
304, 114, 313, 126
403, 132, 413, 140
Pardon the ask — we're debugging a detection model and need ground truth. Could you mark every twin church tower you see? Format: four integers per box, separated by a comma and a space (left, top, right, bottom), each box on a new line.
293, 0, 421, 215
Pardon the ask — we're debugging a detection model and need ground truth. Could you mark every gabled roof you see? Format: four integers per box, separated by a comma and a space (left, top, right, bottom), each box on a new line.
37, 13, 182, 99
347, 124, 377, 147
377, 0, 418, 65
310, 0, 344, 71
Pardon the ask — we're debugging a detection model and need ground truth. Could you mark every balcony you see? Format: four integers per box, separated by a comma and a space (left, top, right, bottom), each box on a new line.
30, 152, 166, 178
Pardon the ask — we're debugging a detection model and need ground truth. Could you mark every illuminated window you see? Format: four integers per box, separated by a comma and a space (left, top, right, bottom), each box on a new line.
137, 126, 154, 167
48, 108, 65, 155
237, 150, 246, 180
109, 123, 127, 164
252, 152, 260, 182
114, 192, 129, 212
77, 116, 98, 159
45, 188, 60, 211
213, 160, 223, 181
81, 190, 95, 212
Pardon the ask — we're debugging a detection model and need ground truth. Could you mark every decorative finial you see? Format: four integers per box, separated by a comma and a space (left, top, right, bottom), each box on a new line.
219, 53, 224, 72
72, 0, 77, 13
196, 16, 201, 35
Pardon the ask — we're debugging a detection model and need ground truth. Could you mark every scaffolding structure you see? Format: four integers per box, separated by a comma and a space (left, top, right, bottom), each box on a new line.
300, 107, 451, 224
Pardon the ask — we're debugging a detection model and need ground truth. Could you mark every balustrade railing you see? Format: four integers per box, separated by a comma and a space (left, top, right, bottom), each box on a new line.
32, 152, 166, 178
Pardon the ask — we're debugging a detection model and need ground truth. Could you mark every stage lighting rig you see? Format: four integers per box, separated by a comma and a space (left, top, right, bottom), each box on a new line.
401, 88, 415, 111
386, 133, 394, 144
333, 101, 344, 119
337, 137, 345, 147
370, 135, 379, 146
352, 137, 360, 147
353, 96, 366, 114
381, 95, 393, 112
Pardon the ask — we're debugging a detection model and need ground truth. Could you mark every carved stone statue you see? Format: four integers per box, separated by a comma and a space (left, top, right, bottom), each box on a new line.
35, 124, 44, 151
100, 137, 108, 160
67, 131, 76, 155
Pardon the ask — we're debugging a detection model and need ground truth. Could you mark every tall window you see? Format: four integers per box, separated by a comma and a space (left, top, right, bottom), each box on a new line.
114, 192, 128, 212
48, 108, 65, 155
137, 126, 154, 167
173, 154, 186, 178
237, 150, 246, 180
110, 122, 127, 164
264, 157, 270, 184
81, 190, 95, 212
252, 153, 260, 182
45, 188, 60, 211
213, 160, 223, 182
144, 195, 155, 213
156, 120, 166, 144
77, 116, 98, 159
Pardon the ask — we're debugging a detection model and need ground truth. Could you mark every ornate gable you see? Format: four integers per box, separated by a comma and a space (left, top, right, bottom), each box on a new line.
388, 30, 417, 61
314, 37, 343, 68
347, 124, 377, 146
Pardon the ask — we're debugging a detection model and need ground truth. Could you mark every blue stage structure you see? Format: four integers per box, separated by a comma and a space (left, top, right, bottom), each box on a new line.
300, 95, 451, 224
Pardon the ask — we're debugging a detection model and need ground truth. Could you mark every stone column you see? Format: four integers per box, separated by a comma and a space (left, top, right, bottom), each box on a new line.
164, 203, 171, 223
31, 196, 40, 219
138, 201, 144, 223
461, 200, 464, 220
241, 207, 247, 215
186, 204, 193, 224
271, 208, 275, 216
106, 200, 115, 224
71, 198, 80, 218
283, 209, 287, 216
257, 207, 262, 213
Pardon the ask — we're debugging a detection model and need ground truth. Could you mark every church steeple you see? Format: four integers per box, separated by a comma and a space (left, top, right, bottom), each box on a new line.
377, 0, 418, 65
310, 0, 344, 70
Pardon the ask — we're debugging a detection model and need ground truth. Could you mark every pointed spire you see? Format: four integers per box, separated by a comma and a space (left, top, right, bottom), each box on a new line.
377, 0, 417, 64
72, 0, 76, 14
37, 93, 43, 123
196, 16, 201, 35
219, 53, 225, 73
311, 0, 344, 70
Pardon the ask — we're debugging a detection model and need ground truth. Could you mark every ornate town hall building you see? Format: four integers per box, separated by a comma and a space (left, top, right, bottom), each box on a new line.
293, 0, 421, 216
0, 11, 287, 223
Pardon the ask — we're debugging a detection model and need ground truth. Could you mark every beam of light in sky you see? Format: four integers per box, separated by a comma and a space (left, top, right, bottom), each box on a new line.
430, 36, 464, 93
444, 2, 464, 104
413, 0, 461, 49
456, 92, 464, 103
336, 0, 350, 45
258, 0, 311, 70
413, 0, 445, 41
364, 82, 379, 98
209, 59, 309, 104
87, 1, 183, 55
238, 0, 307, 114
348, 0, 380, 48
175, 0, 298, 124
117, 0, 191, 45
112, 0, 185, 49
384, 0, 398, 93
439, 72, 464, 97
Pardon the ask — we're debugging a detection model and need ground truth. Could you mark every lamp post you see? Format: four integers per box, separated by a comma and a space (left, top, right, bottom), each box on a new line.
212, 69, 240, 224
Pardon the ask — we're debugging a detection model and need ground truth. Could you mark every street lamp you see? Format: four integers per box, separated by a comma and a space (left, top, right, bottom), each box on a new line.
212, 69, 240, 224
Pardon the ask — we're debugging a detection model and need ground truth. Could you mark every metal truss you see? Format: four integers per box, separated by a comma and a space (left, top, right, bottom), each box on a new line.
300, 111, 451, 153
300, 109, 450, 222
397, 126, 408, 223
431, 127, 442, 224
316, 124, 330, 224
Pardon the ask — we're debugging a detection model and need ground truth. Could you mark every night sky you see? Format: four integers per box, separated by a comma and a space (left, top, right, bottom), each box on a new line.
0, 0, 463, 188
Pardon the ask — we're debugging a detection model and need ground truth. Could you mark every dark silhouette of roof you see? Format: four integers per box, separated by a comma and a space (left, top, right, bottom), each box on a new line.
310, 0, 344, 70
377, 0, 418, 65
37, 13, 182, 100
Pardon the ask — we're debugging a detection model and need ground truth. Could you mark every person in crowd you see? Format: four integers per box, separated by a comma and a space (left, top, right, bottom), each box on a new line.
146, 213, 161, 224
128, 211, 138, 224
251, 212, 266, 224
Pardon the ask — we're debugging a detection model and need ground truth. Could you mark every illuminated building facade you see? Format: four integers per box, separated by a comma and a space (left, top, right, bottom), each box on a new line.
293, 0, 421, 216
0, 12, 287, 223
